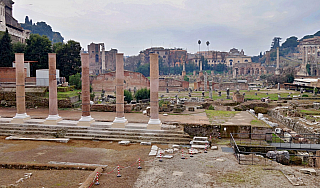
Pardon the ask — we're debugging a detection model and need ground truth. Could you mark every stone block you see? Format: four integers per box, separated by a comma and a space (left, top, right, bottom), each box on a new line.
118, 141, 130, 145
211, 146, 218, 150
299, 168, 317, 175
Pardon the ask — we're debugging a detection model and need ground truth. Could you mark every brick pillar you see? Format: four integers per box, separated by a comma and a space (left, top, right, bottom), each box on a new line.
78, 53, 95, 126
148, 54, 161, 129
112, 53, 128, 128
45, 54, 62, 124
12, 53, 30, 123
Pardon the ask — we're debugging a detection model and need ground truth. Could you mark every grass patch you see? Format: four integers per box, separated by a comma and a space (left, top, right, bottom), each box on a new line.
271, 133, 284, 143
45, 89, 81, 99
300, 109, 320, 115
205, 110, 239, 118
250, 119, 269, 127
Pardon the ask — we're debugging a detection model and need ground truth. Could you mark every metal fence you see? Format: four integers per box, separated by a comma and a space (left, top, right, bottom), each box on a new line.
230, 133, 320, 166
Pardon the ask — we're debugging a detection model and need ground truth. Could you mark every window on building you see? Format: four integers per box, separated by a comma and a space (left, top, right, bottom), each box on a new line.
244, 59, 248, 63
238, 61, 240, 63
195, 60, 197, 63
157, 52, 159, 54
163, 56, 166, 58
95, 54, 99, 62
318, 52, 320, 57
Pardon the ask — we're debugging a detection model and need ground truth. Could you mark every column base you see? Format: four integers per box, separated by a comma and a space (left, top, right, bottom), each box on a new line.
77, 116, 95, 126
112, 117, 128, 128
44, 115, 62, 125
11, 113, 31, 124
147, 119, 162, 130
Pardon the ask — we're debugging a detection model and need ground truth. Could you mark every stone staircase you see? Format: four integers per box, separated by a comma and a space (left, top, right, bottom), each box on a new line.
0, 123, 191, 145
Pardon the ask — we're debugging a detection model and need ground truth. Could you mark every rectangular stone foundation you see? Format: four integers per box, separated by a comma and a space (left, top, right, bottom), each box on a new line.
77, 120, 95, 127
147, 123, 162, 130
11, 117, 31, 124
44, 118, 63, 125
112, 121, 128, 128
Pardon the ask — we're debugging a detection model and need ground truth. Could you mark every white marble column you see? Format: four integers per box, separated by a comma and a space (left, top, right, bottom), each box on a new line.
112, 53, 128, 128
12, 53, 30, 123
148, 53, 162, 130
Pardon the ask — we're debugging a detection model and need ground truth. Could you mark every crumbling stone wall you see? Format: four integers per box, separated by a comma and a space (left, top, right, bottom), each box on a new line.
268, 108, 320, 135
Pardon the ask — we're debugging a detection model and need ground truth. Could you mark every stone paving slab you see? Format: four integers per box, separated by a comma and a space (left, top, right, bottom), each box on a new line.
57, 120, 78, 126
125, 123, 148, 129
24, 119, 46, 124
90, 121, 112, 128
0, 118, 13, 123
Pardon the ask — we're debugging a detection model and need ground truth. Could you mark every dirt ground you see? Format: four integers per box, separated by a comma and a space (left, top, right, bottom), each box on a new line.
0, 137, 319, 188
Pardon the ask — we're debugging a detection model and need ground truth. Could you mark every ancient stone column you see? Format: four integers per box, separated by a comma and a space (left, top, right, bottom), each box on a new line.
181, 62, 186, 77
101, 45, 106, 74
204, 72, 207, 92
112, 53, 128, 128
275, 47, 280, 75
12, 53, 30, 123
78, 53, 95, 126
148, 53, 161, 130
45, 53, 62, 124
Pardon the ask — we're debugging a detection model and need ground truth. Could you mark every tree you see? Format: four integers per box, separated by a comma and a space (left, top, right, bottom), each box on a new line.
314, 31, 320, 36
136, 63, 150, 77
25, 34, 53, 76
54, 40, 82, 80
183, 75, 189, 82
206, 41, 210, 51
271, 37, 281, 49
282, 36, 298, 49
0, 29, 14, 67
124, 90, 133, 103
134, 88, 150, 101
69, 73, 81, 89
13, 42, 26, 53
286, 73, 294, 83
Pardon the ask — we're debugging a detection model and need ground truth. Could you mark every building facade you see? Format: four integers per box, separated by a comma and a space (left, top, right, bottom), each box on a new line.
297, 36, 320, 76
0, 0, 30, 43
87, 43, 118, 75
225, 48, 252, 67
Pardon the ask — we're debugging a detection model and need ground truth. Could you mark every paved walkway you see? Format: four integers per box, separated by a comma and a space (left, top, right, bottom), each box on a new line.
0, 107, 210, 125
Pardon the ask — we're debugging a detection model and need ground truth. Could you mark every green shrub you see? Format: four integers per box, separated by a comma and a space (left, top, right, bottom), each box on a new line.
124, 90, 133, 103
302, 94, 308, 97
134, 88, 150, 101
254, 107, 268, 114
208, 105, 215, 110
69, 73, 81, 89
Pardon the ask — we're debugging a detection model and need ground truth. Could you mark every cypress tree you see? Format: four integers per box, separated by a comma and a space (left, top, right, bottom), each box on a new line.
0, 29, 14, 67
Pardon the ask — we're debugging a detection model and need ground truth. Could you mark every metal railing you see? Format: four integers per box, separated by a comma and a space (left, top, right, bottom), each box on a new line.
230, 133, 320, 166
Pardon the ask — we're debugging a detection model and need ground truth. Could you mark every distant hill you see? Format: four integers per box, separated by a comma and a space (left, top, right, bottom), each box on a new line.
20, 16, 64, 43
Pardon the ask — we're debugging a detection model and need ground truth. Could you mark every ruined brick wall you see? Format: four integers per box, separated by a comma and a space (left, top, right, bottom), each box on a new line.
233, 93, 244, 103
214, 82, 248, 90
91, 71, 150, 92
0, 67, 27, 82
194, 81, 211, 91
159, 78, 189, 91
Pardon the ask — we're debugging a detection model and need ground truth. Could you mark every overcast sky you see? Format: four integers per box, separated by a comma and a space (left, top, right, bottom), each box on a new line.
13, 0, 320, 56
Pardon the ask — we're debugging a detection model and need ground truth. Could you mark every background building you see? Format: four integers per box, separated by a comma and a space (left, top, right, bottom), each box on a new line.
0, 0, 30, 43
